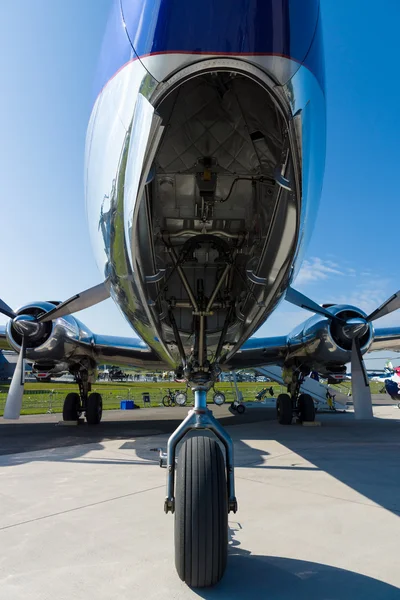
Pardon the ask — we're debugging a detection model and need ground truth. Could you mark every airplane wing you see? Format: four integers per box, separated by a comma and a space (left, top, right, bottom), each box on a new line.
226, 335, 288, 370
228, 326, 400, 371
1, 318, 168, 374
91, 333, 165, 369
368, 327, 400, 352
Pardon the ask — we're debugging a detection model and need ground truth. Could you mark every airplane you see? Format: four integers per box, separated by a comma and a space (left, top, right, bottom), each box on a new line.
368, 361, 400, 401
2, 0, 400, 588
0, 351, 20, 382
384, 375, 400, 403
365, 360, 395, 382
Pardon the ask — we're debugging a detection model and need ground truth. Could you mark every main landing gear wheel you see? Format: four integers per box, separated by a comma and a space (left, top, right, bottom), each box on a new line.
298, 393, 315, 422
86, 392, 103, 425
63, 392, 80, 421
175, 435, 228, 588
277, 393, 292, 425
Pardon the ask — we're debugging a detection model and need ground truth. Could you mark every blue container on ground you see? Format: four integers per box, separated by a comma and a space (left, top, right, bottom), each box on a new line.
120, 400, 135, 410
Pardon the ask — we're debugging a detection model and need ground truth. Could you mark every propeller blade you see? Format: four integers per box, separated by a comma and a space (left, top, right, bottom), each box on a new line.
366, 290, 400, 322
0, 298, 16, 320
350, 337, 373, 419
3, 337, 26, 419
285, 287, 345, 324
37, 280, 110, 323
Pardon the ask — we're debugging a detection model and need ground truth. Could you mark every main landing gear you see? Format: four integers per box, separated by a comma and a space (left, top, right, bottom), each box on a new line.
276, 369, 315, 425
164, 387, 237, 588
62, 369, 102, 425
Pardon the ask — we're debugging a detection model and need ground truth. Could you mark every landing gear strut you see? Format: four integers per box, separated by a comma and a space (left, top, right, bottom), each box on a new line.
161, 233, 238, 586
62, 368, 102, 425
165, 387, 237, 588
277, 369, 315, 425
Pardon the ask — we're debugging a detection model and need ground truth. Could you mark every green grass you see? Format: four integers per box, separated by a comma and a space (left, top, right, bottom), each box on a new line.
0, 379, 385, 417
334, 380, 384, 395
0, 381, 284, 416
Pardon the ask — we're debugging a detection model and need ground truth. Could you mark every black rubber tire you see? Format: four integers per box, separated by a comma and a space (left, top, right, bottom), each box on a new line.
236, 404, 245, 415
175, 435, 228, 588
162, 395, 172, 407
298, 393, 315, 422
63, 392, 80, 421
277, 393, 293, 425
86, 392, 103, 425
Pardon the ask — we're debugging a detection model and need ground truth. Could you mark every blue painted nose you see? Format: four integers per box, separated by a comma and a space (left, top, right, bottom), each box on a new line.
121, 0, 320, 66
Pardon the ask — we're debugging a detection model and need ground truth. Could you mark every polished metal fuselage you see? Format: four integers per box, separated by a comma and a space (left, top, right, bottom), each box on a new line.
85, 2, 326, 371
4, 3, 400, 382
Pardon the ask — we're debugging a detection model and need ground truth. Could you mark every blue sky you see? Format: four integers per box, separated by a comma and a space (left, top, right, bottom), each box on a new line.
1, 1, 400, 368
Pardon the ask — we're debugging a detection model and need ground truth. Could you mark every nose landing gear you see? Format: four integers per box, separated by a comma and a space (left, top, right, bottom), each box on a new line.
160, 233, 238, 586
164, 387, 237, 588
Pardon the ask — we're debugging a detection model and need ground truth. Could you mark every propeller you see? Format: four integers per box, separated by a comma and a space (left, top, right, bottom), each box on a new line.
286, 286, 400, 326
366, 291, 400, 322
284, 287, 346, 325
0, 280, 110, 420
285, 285, 400, 419
3, 336, 26, 419
350, 336, 373, 419
36, 281, 110, 323
0, 299, 16, 320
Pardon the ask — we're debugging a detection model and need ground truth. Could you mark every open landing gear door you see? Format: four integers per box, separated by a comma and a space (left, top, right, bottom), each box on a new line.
124, 94, 164, 272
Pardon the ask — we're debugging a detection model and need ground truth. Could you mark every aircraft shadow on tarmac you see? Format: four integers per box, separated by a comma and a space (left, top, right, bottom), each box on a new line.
190, 524, 400, 599
194, 535, 400, 600
1, 408, 400, 518
1, 411, 400, 597
238, 416, 400, 516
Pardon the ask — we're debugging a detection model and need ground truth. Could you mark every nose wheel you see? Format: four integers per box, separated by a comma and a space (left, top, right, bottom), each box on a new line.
164, 387, 237, 588
175, 435, 228, 587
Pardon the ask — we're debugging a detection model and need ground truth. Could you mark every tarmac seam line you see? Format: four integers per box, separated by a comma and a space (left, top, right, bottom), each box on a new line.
235, 474, 400, 514
0, 484, 165, 532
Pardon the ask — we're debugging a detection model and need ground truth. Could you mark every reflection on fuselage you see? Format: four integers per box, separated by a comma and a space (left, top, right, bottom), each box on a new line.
85, 0, 326, 375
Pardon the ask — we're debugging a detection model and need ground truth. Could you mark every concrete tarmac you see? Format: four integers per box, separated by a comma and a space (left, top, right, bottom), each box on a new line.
0, 404, 400, 599
0, 394, 396, 456
0, 404, 273, 456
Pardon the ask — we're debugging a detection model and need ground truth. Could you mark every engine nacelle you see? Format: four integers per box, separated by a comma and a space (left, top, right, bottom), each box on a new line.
5, 302, 91, 366
286, 304, 374, 373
